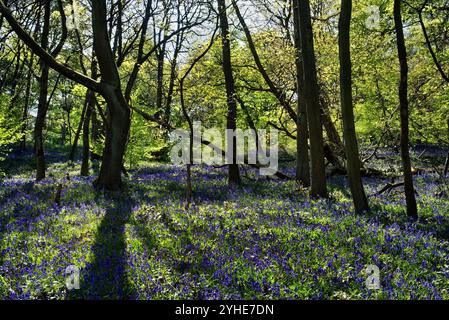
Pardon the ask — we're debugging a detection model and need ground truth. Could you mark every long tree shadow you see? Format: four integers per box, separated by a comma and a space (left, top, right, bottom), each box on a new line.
68, 192, 135, 299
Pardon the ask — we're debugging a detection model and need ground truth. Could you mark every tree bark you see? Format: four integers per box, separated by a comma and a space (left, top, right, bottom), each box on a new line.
444, 151, 449, 177
69, 88, 90, 161
81, 60, 98, 176
91, 0, 131, 190
156, 44, 166, 114
298, 0, 327, 197
34, 0, 51, 181
218, 0, 241, 185
339, 0, 369, 213
20, 52, 34, 150
321, 99, 344, 153
81, 98, 92, 176
394, 0, 418, 219
444, 117, 449, 176
164, 29, 183, 135
293, 0, 310, 187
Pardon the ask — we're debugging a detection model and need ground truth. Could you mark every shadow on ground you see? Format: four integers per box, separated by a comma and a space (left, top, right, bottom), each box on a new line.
67, 192, 135, 299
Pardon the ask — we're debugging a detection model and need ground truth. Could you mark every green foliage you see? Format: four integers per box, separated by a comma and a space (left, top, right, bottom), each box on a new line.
0, 94, 24, 175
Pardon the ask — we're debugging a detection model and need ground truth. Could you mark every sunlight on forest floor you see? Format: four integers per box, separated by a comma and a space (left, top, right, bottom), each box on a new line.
0, 148, 448, 299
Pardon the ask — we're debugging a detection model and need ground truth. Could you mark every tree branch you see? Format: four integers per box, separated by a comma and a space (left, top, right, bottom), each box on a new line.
0, 1, 101, 93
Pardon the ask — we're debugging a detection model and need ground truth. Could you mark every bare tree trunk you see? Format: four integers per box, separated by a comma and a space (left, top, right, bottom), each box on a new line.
31, 0, 67, 180
298, 0, 327, 197
293, 0, 310, 187
394, 0, 418, 219
20, 52, 34, 150
91, 0, 131, 190
81, 99, 92, 176
339, 0, 369, 213
34, 0, 51, 181
34, 69, 49, 181
69, 93, 89, 161
218, 0, 241, 185
181, 82, 194, 207
444, 117, 449, 176
91, 101, 103, 144
66, 105, 72, 143
156, 45, 166, 117
164, 29, 183, 136
81, 59, 97, 176
321, 100, 344, 153
444, 151, 449, 177
165, 58, 177, 132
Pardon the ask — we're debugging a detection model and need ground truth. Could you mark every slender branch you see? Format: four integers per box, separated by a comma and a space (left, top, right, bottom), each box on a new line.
0, 0, 101, 92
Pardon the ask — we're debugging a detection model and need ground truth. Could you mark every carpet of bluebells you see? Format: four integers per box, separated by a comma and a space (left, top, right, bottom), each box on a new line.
0, 147, 449, 300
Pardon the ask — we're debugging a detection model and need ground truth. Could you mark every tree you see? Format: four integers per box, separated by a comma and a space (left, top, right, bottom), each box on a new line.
81, 59, 98, 177
298, 0, 327, 197
90, 0, 131, 190
338, 0, 369, 213
407, 0, 449, 177
34, 0, 67, 181
292, 0, 310, 187
217, 0, 241, 185
0, 0, 130, 190
394, 0, 418, 219
34, 0, 50, 181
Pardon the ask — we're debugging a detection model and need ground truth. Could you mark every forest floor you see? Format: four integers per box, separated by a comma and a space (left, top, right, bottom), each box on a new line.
0, 147, 448, 299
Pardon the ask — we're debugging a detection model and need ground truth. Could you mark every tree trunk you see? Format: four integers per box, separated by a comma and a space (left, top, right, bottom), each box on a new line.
339, 0, 369, 213
81, 98, 92, 176
68, 92, 89, 161
321, 100, 344, 154
293, 0, 310, 187
91, 101, 103, 144
20, 52, 34, 150
81, 60, 97, 176
91, 0, 131, 190
444, 151, 449, 177
444, 117, 449, 176
394, 0, 418, 219
156, 45, 166, 116
218, 0, 241, 185
164, 36, 182, 136
34, 0, 51, 181
35, 65, 49, 181
443, 154, 448, 177
298, 0, 327, 197
164, 58, 177, 133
